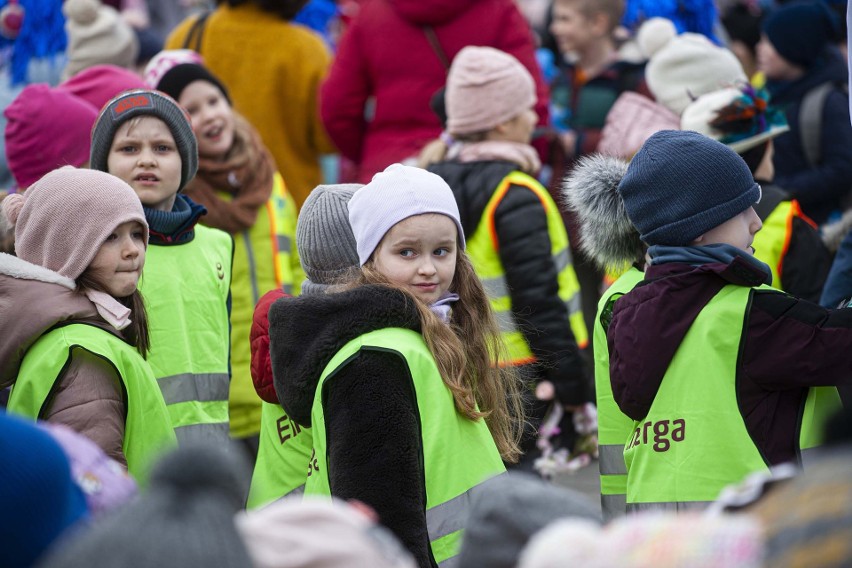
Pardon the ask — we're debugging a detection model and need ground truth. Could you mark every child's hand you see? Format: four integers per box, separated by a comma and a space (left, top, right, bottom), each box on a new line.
535, 380, 555, 401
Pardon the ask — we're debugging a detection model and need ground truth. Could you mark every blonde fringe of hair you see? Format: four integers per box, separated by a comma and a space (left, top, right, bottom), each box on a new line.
358, 252, 526, 462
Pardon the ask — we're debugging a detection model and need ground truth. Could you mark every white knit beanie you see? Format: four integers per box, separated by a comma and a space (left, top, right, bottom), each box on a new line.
445, 46, 537, 136
62, 0, 139, 81
348, 164, 465, 265
639, 18, 746, 116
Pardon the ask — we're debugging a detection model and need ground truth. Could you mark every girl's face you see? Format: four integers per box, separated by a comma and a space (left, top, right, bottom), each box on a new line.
88, 221, 147, 298
179, 80, 235, 160
373, 213, 458, 305
491, 107, 538, 144
107, 117, 182, 212
756, 35, 802, 81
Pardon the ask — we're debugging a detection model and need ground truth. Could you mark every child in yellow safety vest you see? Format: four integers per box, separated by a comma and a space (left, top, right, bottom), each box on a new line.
145, 51, 304, 454
268, 164, 524, 567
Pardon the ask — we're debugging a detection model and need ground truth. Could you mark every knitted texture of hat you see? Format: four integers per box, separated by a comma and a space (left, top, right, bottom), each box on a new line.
37, 445, 254, 568
90, 89, 198, 192
62, 0, 139, 80
155, 63, 232, 105
0, 412, 89, 568
4, 84, 98, 190
236, 498, 418, 568
639, 18, 746, 115
457, 473, 601, 568
617, 130, 760, 246
3, 166, 148, 280
755, 447, 852, 567
445, 46, 537, 136
297, 183, 361, 285
57, 64, 147, 112
142, 49, 205, 89
348, 164, 465, 265
518, 513, 764, 568
763, 1, 837, 68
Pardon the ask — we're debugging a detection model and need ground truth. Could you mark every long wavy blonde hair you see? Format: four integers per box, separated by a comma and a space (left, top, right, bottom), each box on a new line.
358, 251, 525, 462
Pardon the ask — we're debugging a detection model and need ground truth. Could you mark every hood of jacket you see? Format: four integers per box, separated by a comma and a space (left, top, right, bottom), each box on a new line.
607, 255, 769, 421
428, 160, 516, 239
269, 285, 422, 426
388, 0, 480, 26
0, 254, 115, 389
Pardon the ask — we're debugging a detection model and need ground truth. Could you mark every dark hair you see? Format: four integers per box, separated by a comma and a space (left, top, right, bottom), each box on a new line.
217, 0, 308, 20
76, 270, 151, 359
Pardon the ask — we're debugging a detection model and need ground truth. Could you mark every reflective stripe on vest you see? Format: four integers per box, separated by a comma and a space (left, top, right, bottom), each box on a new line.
752, 199, 802, 290
228, 173, 305, 439
594, 268, 644, 521
627, 501, 713, 513
466, 171, 588, 365
248, 401, 313, 509
624, 285, 770, 510
7, 324, 177, 485
140, 224, 233, 445
305, 328, 506, 566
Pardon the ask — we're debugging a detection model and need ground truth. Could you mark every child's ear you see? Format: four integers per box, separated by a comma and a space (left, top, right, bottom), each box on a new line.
590, 12, 611, 36
691, 234, 706, 245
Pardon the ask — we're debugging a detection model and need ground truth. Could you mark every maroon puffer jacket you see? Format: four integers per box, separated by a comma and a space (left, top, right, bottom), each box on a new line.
250, 288, 288, 404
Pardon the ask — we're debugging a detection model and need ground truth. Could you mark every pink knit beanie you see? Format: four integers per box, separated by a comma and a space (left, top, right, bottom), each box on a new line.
445, 46, 537, 136
1, 166, 148, 280
4, 84, 99, 191
57, 64, 147, 112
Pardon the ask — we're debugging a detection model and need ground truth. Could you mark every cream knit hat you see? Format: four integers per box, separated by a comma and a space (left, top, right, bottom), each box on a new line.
62, 0, 139, 81
639, 18, 746, 116
1, 166, 148, 281
445, 46, 537, 136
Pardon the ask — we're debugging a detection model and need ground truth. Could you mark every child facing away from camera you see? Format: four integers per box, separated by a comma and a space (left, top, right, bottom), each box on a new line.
268, 164, 525, 567
149, 53, 305, 452
90, 90, 234, 450
425, 46, 590, 470
0, 167, 176, 483
567, 129, 849, 514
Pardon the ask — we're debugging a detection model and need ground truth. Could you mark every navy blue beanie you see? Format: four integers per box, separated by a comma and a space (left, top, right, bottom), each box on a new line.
763, 1, 838, 67
618, 130, 760, 246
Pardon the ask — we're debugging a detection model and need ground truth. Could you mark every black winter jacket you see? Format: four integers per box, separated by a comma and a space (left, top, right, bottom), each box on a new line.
428, 159, 589, 405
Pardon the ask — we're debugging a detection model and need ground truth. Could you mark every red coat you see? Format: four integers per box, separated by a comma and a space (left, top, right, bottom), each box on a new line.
321, 0, 549, 183
249, 288, 288, 404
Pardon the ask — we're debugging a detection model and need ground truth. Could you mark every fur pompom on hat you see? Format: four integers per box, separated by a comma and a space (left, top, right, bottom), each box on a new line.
90, 89, 198, 192
62, 0, 139, 81
445, 46, 537, 136
348, 164, 464, 265
618, 130, 760, 246
2, 166, 148, 281
639, 18, 746, 116
562, 154, 644, 271
38, 445, 254, 568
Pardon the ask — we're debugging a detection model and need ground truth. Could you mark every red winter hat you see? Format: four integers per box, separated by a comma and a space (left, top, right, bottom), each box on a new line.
4, 84, 98, 191
57, 64, 146, 112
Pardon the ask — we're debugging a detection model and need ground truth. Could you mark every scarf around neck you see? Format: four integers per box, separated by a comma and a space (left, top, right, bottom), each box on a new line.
449, 140, 542, 174
184, 114, 275, 235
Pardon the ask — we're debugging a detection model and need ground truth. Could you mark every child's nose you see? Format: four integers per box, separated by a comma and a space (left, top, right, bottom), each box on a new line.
418, 258, 437, 275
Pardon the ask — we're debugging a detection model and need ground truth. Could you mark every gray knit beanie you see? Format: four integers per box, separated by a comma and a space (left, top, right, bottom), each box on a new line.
37, 445, 253, 568
457, 473, 601, 568
297, 184, 362, 293
89, 89, 198, 192
618, 130, 760, 246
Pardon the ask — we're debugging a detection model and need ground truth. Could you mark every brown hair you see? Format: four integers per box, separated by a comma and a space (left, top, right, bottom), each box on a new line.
358, 251, 525, 462
219, 0, 308, 20
76, 270, 151, 359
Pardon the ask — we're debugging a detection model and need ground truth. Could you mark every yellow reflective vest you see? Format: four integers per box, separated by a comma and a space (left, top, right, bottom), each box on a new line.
228, 173, 304, 438
465, 171, 587, 365
8, 324, 177, 485
140, 224, 233, 446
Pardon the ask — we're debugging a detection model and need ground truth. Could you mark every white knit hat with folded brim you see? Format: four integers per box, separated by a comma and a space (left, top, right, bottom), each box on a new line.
62, 0, 139, 81
639, 18, 746, 116
348, 164, 465, 266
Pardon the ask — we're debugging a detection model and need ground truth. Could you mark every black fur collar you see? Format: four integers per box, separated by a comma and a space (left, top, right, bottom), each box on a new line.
269, 285, 421, 426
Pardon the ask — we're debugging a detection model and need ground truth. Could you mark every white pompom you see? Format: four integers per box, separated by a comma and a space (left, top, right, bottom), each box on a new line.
637, 17, 677, 58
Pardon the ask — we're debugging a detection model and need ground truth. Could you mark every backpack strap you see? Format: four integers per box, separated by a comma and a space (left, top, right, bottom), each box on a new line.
183, 11, 212, 54
799, 81, 835, 167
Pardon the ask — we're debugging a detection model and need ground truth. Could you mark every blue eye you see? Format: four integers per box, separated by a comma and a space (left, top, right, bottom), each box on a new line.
434, 248, 450, 257
399, 249, 415, 258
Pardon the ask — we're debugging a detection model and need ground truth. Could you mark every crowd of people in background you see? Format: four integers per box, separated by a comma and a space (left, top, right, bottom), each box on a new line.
1, 0, 852, 566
